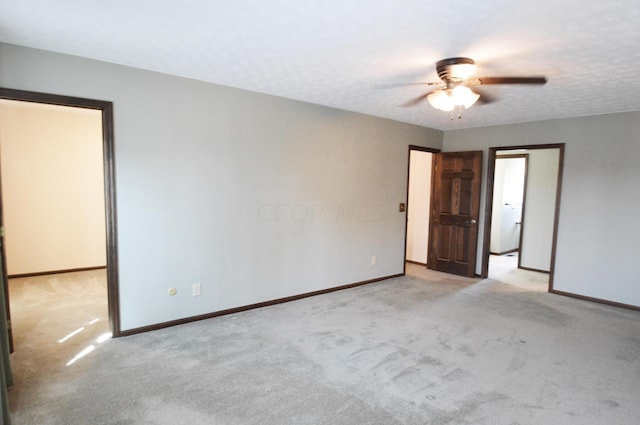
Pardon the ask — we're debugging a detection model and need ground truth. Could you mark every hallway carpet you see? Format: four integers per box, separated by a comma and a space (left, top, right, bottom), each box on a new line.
8, 265, 640, 424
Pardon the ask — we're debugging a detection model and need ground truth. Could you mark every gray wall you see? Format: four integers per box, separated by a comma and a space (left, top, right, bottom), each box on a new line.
444, 112, 640, 307
0, 43, 442, 331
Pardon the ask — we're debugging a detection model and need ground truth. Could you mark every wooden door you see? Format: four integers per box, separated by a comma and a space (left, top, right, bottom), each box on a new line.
428, 151, 482, 277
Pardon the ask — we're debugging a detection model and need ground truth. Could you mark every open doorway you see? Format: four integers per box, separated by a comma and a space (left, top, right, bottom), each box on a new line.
0, 100, 106, 275
405, 147, 483, 279
488, 154, 527, 277
0, 88, 120, 356
405, 146, 438, 268
482, 144, 564, 290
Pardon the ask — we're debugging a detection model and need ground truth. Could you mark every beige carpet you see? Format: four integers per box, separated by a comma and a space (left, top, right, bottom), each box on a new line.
7, 264, 640, 424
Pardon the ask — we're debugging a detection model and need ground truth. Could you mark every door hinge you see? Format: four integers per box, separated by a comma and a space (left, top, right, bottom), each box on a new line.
0, 226, 3, 238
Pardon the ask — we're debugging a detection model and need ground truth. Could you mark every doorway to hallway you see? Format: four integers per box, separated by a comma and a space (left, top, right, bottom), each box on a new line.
405, 147, 435, 266
482, 144, 564, 291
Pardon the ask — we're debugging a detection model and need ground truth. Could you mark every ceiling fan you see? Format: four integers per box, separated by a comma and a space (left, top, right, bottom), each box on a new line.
402, 57, 547, 116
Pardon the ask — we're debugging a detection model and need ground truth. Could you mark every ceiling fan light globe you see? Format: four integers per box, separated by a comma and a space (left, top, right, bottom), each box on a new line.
451, 86, 480, 109
463, 91, 480, 109
428, 90, 455, 111
426, 90, 443, 108
440, 100, 455, 111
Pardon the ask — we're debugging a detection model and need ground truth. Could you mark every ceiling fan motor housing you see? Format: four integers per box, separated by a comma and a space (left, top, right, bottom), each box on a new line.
436, 57, 476, 83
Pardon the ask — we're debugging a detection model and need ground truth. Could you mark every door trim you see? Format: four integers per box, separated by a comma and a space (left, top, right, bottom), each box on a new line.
0, 87, 121, 338
404, 145, 440, 275
480, 143, 565, 293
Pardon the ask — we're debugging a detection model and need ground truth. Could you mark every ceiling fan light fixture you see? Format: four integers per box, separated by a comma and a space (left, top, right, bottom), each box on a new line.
427, 89, 455, 111
451, 85, 480, 109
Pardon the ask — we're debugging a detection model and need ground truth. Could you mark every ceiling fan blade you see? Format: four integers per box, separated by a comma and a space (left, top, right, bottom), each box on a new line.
478, 76, 547, 85
401, 91, 432, 107
375, 82, 440, 89
473, 88, 496, 104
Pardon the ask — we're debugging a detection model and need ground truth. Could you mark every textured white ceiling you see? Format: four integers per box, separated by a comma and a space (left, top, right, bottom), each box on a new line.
1, 0, 639, 130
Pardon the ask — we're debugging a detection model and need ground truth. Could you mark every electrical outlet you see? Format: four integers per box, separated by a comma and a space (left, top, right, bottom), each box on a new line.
192, 283, 202, 297
371, 255, 377, 266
